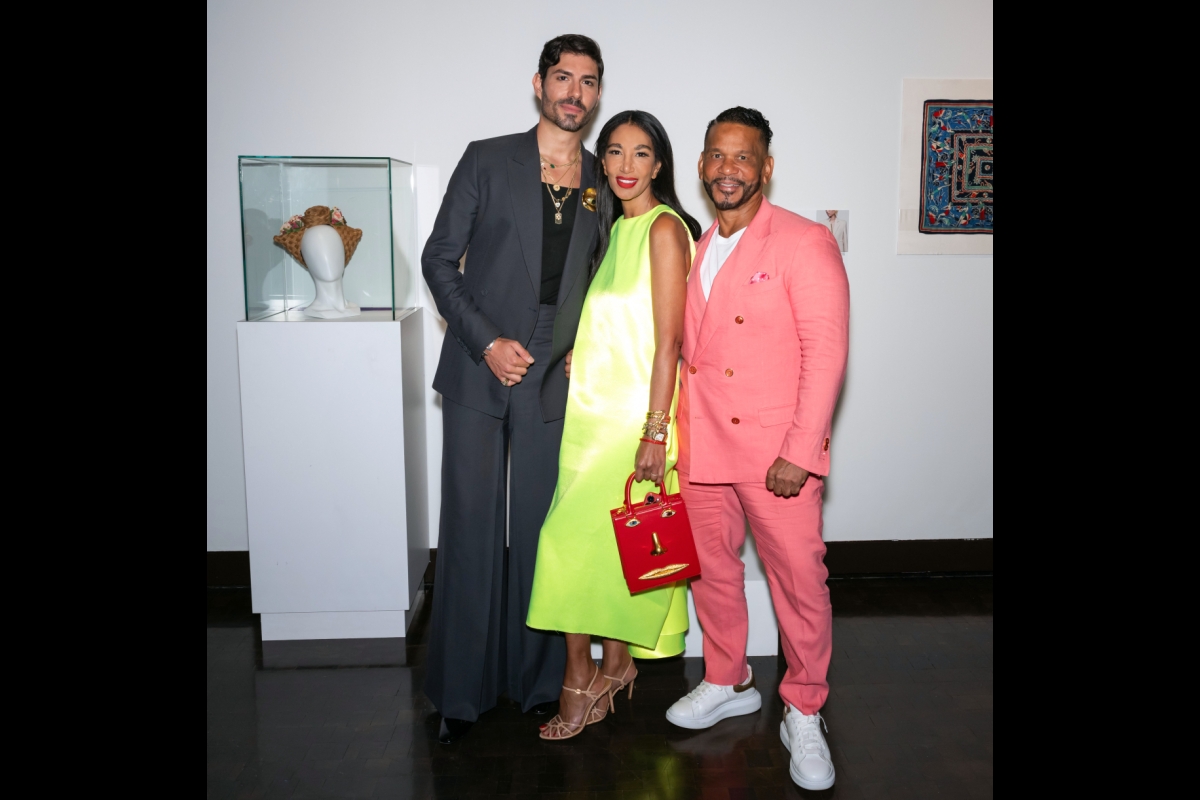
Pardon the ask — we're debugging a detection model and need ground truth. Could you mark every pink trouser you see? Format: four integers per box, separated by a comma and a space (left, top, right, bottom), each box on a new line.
680, 471, 832, 715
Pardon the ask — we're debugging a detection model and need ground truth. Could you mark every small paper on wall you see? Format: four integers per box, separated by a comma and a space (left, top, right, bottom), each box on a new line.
798, 210, 850, 254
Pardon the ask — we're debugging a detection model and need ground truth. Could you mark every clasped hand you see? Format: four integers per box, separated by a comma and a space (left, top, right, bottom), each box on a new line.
484, 337, 534, 385
766, 457, 809, 498
634, 440, 665, 485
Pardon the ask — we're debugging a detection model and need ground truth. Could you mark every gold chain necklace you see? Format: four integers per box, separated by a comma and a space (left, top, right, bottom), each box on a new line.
540, 147, 581, 192
539, 147, 580, 170
544, 158, 580, 224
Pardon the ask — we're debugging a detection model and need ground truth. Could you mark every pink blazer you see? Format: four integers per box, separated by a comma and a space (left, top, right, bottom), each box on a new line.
678, 198, 849, 484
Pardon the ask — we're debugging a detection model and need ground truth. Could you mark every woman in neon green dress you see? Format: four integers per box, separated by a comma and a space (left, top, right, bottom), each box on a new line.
528, 111, 701, 740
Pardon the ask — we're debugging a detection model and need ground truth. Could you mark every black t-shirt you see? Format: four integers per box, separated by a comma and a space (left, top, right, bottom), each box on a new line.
540, 183, 578, 304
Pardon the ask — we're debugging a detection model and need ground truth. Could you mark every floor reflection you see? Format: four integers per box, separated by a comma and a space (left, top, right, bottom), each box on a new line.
208, 577, 993, 798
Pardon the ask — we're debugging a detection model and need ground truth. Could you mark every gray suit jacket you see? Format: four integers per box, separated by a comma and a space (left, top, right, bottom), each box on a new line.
422, 127, 598, 421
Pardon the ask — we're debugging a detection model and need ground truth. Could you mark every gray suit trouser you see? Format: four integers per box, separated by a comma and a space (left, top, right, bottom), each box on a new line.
424, 305, 566, 720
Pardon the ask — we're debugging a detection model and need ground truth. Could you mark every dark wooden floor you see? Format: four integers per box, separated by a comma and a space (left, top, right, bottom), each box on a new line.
208, 576, 992, 799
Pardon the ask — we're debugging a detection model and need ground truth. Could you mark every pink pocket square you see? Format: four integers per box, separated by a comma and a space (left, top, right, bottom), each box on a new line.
749, 272, 770, 284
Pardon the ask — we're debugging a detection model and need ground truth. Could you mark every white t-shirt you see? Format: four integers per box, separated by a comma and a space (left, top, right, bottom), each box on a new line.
700, 226, 747, 300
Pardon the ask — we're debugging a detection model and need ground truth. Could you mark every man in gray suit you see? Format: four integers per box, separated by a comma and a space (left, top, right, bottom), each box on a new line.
421, 34, 603, 743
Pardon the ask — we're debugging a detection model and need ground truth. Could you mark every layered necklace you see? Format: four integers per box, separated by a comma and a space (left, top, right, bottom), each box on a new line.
540, 147, 581, 225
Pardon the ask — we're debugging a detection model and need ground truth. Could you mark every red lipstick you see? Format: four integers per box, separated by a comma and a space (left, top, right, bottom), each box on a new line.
615, 176, 638, 189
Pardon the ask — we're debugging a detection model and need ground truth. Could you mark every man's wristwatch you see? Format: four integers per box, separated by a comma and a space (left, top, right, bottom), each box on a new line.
483, 339, 497, 358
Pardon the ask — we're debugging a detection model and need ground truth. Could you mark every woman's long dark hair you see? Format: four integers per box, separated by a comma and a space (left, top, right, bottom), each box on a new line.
590, 110, 702, 273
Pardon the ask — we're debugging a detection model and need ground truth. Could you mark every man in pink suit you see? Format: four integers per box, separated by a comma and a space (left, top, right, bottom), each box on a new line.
664, 108, 849, 792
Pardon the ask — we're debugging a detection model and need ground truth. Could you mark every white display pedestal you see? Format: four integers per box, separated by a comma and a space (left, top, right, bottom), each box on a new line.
237, 309, 428, 667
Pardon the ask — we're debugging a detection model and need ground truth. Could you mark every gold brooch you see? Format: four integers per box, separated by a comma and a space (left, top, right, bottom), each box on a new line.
582, 187, 597, 212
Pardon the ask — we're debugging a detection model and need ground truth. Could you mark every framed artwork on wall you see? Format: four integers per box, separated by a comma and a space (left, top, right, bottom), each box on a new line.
897, 79, 993, 255
919, 101, 992, 234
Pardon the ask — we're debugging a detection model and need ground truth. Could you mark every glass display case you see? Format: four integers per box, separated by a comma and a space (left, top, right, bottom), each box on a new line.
239, 156, 418, 321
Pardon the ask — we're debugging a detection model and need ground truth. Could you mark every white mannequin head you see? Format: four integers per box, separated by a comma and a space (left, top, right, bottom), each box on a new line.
300, 225, 360, 319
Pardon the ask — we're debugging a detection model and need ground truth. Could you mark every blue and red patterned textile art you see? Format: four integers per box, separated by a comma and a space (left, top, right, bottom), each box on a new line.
919, 100, 992, 234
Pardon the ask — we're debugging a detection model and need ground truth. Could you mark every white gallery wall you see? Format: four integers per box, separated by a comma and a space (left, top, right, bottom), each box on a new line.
207, 0, 993, 551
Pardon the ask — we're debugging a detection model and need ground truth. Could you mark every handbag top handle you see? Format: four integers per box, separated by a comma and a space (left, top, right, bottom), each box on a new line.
622, 470, 672, 516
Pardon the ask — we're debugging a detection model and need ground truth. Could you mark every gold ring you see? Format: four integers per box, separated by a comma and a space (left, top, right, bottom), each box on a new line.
501, 378, 509, 386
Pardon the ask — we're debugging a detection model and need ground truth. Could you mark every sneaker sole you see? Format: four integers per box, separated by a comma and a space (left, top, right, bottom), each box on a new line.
665, 689, 762, 730
779, 722, 836, 790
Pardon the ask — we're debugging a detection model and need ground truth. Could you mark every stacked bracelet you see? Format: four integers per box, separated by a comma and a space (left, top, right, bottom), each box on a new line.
641, 410, 670, 444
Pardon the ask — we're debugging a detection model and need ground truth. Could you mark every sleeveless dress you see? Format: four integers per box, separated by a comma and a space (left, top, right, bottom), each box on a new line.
527, 204, 694, 658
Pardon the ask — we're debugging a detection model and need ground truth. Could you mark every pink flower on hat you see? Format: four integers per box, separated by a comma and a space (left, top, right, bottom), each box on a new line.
279, 214, 304, 234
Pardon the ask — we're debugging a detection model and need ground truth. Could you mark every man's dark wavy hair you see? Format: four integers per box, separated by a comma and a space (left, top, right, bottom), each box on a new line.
538, 34, 604, 83
705, 106, 773, 150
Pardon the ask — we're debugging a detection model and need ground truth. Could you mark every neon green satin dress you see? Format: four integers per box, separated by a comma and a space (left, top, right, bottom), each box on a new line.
527, 204, 693, 658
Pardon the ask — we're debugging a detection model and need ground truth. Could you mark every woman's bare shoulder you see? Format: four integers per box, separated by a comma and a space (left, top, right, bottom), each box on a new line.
649, 210, 689, 248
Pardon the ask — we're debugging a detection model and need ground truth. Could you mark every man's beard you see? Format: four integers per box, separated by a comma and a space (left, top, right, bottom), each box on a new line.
542, 94, 595, 132
703, 176, 761, 210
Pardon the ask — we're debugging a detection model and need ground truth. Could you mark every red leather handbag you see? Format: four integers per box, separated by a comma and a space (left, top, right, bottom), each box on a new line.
610, 471, 701, 595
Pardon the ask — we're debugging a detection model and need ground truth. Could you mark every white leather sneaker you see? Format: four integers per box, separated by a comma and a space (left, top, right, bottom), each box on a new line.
780, 704, 835, 790
665, 664, 762, 729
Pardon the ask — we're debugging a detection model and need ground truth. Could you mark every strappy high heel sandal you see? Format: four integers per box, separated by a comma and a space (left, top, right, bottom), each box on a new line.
586, 659, 638, 726
601, 660, 639, 717
539, 665, 612, 741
